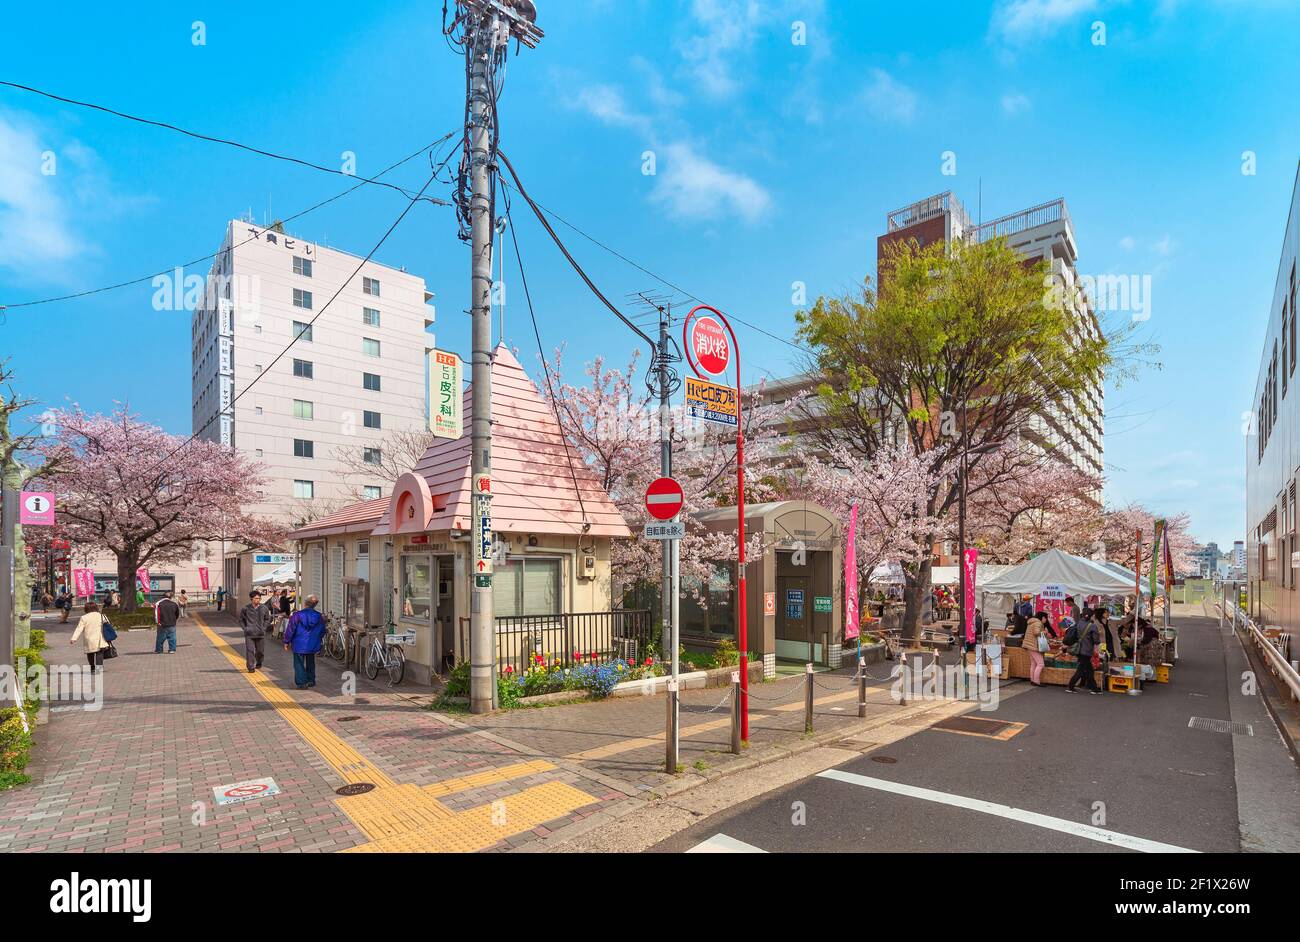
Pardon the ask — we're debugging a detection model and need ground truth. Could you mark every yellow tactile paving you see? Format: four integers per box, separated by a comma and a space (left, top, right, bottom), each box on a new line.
422, 759, 557, 797
195, 616, 394, 787
341, 781, 599, 853
195, 615, 599, 852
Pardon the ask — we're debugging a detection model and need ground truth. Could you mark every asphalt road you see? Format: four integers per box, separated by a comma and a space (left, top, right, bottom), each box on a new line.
653, 614, 1291, 853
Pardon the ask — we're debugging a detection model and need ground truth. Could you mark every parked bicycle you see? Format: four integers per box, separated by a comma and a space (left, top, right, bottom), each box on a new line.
322, 613, 348, 662
364, 628, 406, 686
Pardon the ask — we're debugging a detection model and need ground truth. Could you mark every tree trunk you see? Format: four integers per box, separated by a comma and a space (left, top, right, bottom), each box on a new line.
3, 462, 33, 650
117, 551, 141, 614
901, 556, 934, 645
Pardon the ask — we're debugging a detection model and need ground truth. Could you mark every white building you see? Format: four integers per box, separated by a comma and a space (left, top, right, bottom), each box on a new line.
191, 220, 437, 526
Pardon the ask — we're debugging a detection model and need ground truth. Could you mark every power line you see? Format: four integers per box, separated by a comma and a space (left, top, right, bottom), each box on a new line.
496, 174, 811, 356
123, 171, 439, 490
0, 81, 453, 207
0, 137, 453, 311
503, 193, 589, 530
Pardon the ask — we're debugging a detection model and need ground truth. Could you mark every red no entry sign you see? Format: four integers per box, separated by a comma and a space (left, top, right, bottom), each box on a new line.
689, 316, 730, 376
645, 477, 684, 521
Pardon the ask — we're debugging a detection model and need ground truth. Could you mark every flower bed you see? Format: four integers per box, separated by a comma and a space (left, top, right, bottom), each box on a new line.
504, 652, 662, 701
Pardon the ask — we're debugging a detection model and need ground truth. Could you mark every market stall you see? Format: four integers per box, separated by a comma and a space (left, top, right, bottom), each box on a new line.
979, 549, 1170, 690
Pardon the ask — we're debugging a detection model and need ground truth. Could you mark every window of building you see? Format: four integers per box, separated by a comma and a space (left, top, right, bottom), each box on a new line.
293, 288, 313, 310
363, 307, 381, 327
363, 485, 382, 500
293, 439, 314, 458
293, 321, 313, 342
493, 558, 561, 617
1292, 262, 1298, 377
363, 372, 381, 391
293, 256, 313, 277
293, 399, 314, 420
293, 480, 314, 500
363, 277, 380, 297
363, 410, 381, 429
400, 555, 433, 621
363, 447, 382, 465
680, 564, 736, 640
363, 338, 381, 358
293, 358, 313, 379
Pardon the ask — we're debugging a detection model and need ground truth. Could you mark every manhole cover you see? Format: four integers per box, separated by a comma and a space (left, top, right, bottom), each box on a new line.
871, 756, 898, 764
354, 699, 371, 705
335, 783, 376, 796
336, 716, 362, 722
1188, 717, 1253, 736
932, 715, 1025, 739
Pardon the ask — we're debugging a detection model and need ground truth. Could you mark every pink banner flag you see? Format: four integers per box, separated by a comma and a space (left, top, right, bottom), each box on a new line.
198, 566, 210, 591
136, 567, 151, 595
844, 503, 859, 641
963, 548, 978, 643
72, 567, 95, 598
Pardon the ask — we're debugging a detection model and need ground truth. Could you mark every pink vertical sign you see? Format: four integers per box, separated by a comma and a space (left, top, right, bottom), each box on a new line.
844, 503, 859, 641
198, 566, 210, 591
72, 568, 95, 598
136, 567, 151, 595
963, 548, 978, 643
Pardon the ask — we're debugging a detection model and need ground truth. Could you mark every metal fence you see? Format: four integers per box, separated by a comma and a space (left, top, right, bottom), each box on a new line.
494, 610, 654, 675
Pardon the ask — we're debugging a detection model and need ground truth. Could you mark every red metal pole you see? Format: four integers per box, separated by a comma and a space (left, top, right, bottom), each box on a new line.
683, 305, 748, 741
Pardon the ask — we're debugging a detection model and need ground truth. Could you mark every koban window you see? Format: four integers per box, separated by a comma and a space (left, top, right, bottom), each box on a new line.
401, 555, 433, 621
493, 558, 561, 617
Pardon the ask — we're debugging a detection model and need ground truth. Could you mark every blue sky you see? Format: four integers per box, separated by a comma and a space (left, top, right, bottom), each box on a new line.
2, 0, 1299, 550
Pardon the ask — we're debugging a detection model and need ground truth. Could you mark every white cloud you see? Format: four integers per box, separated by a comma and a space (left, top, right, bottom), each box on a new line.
991, 0, 1100, 43
569, 83, 653, 136
861, 69, 917, 123
1001, 92, 1032, 115
1118, 235, 1136, 251
1152, 234, 1175, 256
675, 0, 825, 100
651, 141, 772, 223
0, 112, 83, 271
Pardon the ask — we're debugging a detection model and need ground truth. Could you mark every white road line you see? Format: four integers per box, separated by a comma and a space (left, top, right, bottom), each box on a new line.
686, 833, 768, 854
817, 769, 1199, 854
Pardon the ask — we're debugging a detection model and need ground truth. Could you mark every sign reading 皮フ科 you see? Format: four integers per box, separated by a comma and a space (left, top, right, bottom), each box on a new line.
684, 376, 738, 428
429, 349, 462, 440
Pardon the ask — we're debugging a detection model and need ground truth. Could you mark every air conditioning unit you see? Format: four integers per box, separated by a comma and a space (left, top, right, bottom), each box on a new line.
581, 555, 596, 579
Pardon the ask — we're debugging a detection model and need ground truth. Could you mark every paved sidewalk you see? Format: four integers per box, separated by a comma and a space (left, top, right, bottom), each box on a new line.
0, 607, 996, 852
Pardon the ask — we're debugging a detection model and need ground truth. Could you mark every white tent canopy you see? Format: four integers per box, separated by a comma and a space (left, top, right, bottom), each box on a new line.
980, 548, 1163, 599
253, 561, 297, 586
931, 564, 1014, 587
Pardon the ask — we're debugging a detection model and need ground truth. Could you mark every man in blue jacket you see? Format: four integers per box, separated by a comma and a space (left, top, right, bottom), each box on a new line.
282, 595, 328, 689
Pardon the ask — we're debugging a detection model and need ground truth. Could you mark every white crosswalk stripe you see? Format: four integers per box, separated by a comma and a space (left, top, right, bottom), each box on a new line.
686, 833, 768, 853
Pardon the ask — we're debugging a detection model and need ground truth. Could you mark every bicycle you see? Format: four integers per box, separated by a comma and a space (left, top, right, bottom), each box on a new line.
322, 613, 347, 662
364, 629, 406, 686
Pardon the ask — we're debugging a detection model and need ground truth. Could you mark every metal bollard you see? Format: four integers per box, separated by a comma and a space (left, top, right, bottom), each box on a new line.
665, 680, 679, 773
804, 662, 814, 733
731, 671, 742, 754
858, 657, 867, 718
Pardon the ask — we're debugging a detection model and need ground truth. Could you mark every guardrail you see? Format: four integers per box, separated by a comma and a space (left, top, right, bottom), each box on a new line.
1221, 597, 1300, 702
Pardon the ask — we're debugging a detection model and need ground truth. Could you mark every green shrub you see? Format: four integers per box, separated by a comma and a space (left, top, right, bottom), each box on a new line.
443, 661, 470, 698
29, 629, 46, 651
13, 647, 43, 671
0, 707, 34, 789
714, 639, 739, 667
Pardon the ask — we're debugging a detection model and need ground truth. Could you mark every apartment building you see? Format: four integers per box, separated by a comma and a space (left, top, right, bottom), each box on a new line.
1245, 165, 1300, 647
877, 191, 1106, 482
191, 219, 436, 526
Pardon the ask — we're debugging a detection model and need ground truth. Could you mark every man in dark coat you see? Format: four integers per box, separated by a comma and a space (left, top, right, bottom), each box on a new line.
238, 591, 271, 673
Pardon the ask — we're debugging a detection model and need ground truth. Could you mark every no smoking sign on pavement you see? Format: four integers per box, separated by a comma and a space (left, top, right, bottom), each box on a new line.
213, 777, 280, 806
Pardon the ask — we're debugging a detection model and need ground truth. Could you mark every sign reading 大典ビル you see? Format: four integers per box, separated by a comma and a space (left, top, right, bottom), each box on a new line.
428, 349, 462, 439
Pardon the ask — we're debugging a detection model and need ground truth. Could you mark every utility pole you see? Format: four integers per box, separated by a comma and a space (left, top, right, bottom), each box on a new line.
0, 479, 16, 673
449, 0, 543, 714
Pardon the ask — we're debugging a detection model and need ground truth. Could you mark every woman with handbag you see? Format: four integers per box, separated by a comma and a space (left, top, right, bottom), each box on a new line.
1024, 611, 1051, 686
70, 601, 111, 674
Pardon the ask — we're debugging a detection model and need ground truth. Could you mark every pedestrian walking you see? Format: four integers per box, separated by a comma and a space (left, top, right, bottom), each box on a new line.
278, 588, 292, 620
154, 590, 181, 654
238, 591, 271, 673
283, 595, 327, 689
40, 591, 52, 614
1064, 613, 1102, 694
178, 590, 189, 617
1024, 610, 1052, 687
215, 585, 226, 612
70, 601, 110, 674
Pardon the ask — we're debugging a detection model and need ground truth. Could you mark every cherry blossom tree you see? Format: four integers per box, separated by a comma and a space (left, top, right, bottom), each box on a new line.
541, 349, 803, 605
36, 407, 283, 612
1097, 503, 1197, 577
